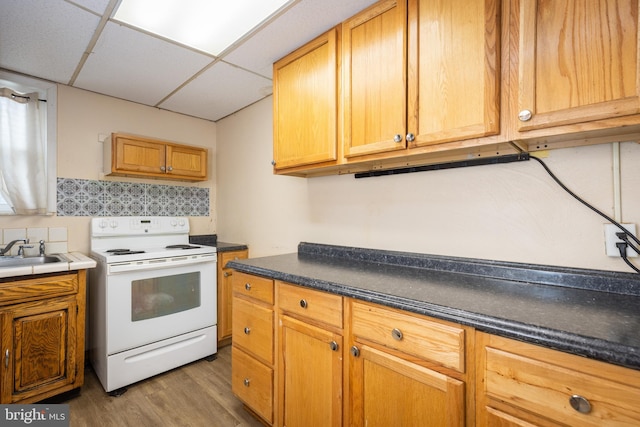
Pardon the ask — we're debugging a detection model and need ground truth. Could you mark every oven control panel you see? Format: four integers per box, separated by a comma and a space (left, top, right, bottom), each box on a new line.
92, 216, 190, 236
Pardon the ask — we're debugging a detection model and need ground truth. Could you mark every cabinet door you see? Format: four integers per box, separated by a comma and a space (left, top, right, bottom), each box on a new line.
113, 135, 166, 174
273, 28, 338, 170
514, 0, 640, 133
343, 0, 407, 157
350, 344, 465, 427
166, 144, 208, 180
1, 297, 77, 403
279, 315, 342, 427
217, 250, 248, 344
407, 0, 500, 147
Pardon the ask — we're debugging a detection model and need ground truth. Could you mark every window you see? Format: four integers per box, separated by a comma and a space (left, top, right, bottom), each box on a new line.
0, 71, 57, 215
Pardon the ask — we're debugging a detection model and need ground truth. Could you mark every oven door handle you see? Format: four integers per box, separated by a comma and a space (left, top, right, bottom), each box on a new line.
107, 254, 217, 274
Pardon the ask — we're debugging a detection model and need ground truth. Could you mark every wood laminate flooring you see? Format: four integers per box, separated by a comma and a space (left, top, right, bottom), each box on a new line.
62, 345, 264, 427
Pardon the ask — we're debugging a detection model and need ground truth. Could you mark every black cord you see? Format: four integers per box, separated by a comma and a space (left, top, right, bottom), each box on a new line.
530, 155, 640, 273
617, 242, 640, 273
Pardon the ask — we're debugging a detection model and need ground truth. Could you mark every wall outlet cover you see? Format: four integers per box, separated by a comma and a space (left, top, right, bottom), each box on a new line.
604, 223, 638, 257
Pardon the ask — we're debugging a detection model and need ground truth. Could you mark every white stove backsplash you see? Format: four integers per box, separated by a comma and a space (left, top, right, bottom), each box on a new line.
56, 178, 209, 217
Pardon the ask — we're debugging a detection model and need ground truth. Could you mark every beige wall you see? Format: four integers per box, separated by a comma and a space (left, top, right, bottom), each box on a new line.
0, 85, 217, 254
217, 96, 640, 273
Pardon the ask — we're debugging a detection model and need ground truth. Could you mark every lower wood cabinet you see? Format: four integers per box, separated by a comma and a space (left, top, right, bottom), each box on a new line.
231, 272, 275, 425
277, 282, 344, 427
230, 271, 640, 427
217, 249, 248, 346
0, 270, 86, 403
476, 332, 640, 427
348, 300, 469, 427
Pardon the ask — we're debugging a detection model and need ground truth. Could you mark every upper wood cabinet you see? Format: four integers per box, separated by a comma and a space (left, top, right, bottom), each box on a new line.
342, 0, 500, 159
272, 29, 339, 171
510, 0, 640, 142
106, 133, 208, 181
407, 0, 500, 149
343, 0, 408, 158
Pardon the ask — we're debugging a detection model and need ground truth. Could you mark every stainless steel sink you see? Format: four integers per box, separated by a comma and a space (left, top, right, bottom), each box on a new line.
0, 255, 64, 268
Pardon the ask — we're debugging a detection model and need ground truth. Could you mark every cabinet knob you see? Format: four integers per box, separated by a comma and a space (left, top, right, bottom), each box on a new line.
271, 160, 276, 166
350, 346, 360, 357
244, 327, 251, 335
245, 283, 251, 291
518, 109, 533, 122
160, 166, 166, 171
406, 133, 415, 142
299, 299, 308, 309
223, 271, 231, 277
243, 378, 250, 387
569, 395, 591, 414
4, 349, 8, 368
393, 134, 402, 143
329, 341, 339, 352
391, 328, 403, 341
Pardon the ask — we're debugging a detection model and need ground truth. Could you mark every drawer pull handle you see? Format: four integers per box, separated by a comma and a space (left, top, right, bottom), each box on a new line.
350, 346, 360, 357
391, 328, 403, 341
569, 395, 591, 414
243, 378, 250, 387
299, 299, 308, 309
244, 283, 251, 291
329, 341, 339, 352
244, 327, 251, 335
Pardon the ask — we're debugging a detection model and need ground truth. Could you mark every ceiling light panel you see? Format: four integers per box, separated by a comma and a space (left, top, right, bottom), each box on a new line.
113, 0, 294, 56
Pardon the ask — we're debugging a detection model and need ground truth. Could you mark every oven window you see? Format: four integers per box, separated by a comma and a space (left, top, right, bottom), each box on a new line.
131, 272, 201, 321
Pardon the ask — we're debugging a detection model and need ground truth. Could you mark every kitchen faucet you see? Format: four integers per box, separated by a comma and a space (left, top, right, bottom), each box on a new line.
0, 239, 30, 256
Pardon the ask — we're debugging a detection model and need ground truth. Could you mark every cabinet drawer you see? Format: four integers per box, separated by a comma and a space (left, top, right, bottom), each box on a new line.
232, 271, 273, 305
485, 346, 640, 426
0, 273, 78, 305
351, 301, 465, 372
232, 347, 273, 424
277, 282, 343, 328
232, 296, 274, 364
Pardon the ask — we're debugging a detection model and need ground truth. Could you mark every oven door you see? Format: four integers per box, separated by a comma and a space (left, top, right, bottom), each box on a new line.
105, 259, 216, 355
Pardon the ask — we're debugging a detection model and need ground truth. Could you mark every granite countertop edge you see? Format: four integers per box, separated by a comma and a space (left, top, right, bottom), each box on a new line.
227, 243, 640, 371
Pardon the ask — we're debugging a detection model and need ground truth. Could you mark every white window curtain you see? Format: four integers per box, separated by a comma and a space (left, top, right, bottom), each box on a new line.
0, 87, 49, 215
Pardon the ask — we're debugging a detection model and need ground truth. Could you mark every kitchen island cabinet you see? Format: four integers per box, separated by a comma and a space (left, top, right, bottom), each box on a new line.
0, 270, 87, 403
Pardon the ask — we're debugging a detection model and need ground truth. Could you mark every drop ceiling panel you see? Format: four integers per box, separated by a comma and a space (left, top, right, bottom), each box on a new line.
223, 0, 379, 78
69, 0, 112, 15
0, 0, 100, 83
74, 22, 213, 106
159, 61, 272, 121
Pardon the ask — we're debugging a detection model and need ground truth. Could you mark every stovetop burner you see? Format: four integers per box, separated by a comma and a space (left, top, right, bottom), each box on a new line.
106, 249, 146, 255
166, 244, 201, 250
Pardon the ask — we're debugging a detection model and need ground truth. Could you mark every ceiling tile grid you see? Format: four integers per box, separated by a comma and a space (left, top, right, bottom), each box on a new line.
1, 0, 379, 121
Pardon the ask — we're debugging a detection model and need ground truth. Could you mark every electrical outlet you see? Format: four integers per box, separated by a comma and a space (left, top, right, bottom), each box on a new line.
604, 223, 638, 257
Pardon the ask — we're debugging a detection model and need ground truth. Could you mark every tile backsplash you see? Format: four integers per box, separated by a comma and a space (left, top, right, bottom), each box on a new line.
57, 178, 210, 217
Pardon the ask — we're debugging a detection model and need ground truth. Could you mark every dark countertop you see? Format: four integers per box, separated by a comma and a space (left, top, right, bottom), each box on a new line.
189, 234, 248, 253
227, 242, 640, 371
